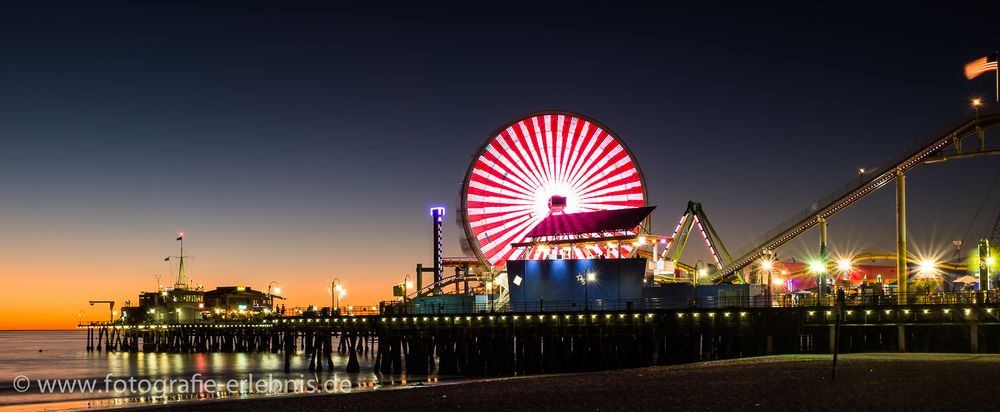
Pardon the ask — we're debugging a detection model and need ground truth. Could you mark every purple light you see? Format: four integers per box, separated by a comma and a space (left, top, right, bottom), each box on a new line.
430, 207, 446, 222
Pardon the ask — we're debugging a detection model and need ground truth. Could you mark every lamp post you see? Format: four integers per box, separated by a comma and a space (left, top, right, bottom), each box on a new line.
153, 274, 163, 306
809, 259, 826, 307
576, 269, 595, 312
401, 274, 413, 314
858, 168, 865, 186
331, 277, 343, 316
781, 270, 789, 306
486, 280, 494, 312
693, 260, 705, 308
267, 281, 280, 311
760, 256, 774, 308
973, 98, 985, 150
402, 274, 413, 303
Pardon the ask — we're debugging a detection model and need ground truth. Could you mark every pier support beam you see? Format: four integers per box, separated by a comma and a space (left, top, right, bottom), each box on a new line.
819, 217, 828, 302
346, 333, 360, 373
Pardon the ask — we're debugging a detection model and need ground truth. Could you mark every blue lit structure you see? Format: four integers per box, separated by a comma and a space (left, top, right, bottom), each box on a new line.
431, 207, 446, 291
506, 258, 646, 311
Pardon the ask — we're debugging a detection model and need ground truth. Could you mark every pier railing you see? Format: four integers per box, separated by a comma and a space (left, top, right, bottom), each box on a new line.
379, 291, 1000, 314
77, 292, 1000, 328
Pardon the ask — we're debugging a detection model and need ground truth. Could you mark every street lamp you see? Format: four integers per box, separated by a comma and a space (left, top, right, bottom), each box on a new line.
973, 98, 985, 149
809, 259, 826, 306
858, 168, 865, 186
267, 281, 280, 311
759, 256, 775, 307
836, 258, 852, 273
576, 268, 596, 311
835, 257, 854, 301
331, 277, 344, 316
917, 259, 938, 276
402, 274, 413, 303
692, 260, 706, 308
486, 280, 494, 312
780, 270, 789, 302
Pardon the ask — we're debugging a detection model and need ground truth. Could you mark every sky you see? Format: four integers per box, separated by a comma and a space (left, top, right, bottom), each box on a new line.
1, 1, 999, 329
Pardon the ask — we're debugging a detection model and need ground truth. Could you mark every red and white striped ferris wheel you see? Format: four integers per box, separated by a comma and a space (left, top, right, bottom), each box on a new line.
461, 112, 647, 269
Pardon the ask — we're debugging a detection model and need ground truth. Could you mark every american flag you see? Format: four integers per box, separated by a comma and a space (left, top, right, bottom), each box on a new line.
965, 53, 998, 80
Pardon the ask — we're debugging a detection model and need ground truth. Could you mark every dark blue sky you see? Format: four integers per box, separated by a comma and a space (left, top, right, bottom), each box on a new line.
1, 0, 999, 304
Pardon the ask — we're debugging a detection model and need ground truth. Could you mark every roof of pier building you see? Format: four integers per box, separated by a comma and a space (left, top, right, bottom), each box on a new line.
525, 206, 656, 238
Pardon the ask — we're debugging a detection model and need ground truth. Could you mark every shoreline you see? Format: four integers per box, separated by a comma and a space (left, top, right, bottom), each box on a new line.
105, 353, 1000, 411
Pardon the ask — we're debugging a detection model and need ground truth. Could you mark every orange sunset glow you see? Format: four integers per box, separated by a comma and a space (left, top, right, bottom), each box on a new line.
0, 221, 463, 330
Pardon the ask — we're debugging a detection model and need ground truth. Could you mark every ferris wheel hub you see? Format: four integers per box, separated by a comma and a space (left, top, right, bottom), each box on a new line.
548, 195, 567, 214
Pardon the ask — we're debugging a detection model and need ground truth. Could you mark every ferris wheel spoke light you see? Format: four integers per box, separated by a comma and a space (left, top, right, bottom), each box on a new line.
462, 113, 646, 268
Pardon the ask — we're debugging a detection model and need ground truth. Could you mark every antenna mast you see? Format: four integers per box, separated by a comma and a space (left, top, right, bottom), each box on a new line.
165, 232, 190, 290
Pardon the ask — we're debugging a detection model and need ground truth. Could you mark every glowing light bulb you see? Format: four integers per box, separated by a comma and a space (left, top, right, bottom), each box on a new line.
917, 259, 937, 275
809, 260, 825, 273
837, 258, 852, 272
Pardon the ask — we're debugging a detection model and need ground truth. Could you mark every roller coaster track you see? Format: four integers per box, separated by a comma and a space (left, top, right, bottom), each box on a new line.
408, 272, 487, 299
713, 113, 1000, 282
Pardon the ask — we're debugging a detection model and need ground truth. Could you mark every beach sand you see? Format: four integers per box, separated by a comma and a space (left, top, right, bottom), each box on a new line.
133, 353, 1000, 411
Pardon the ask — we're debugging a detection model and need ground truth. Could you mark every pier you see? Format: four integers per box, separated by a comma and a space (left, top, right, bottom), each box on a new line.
82, 298, 1000, 376
78, 111, 1000, 378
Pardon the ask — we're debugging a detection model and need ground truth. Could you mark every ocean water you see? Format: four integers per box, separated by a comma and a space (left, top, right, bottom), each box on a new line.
0, 331, 429, 410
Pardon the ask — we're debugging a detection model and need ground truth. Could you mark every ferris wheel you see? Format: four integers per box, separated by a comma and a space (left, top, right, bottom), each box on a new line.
461, 112, 647, 269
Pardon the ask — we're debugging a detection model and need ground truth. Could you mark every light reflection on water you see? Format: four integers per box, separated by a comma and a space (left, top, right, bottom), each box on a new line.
0, 331, 436, 410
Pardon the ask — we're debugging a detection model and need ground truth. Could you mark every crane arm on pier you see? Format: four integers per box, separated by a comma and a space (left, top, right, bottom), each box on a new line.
88, 300, 115, 322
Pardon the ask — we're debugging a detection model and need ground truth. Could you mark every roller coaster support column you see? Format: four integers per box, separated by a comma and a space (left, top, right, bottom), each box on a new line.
819, 217, 828, 303
896, 171, 908, 304
978, 239, 991, 303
